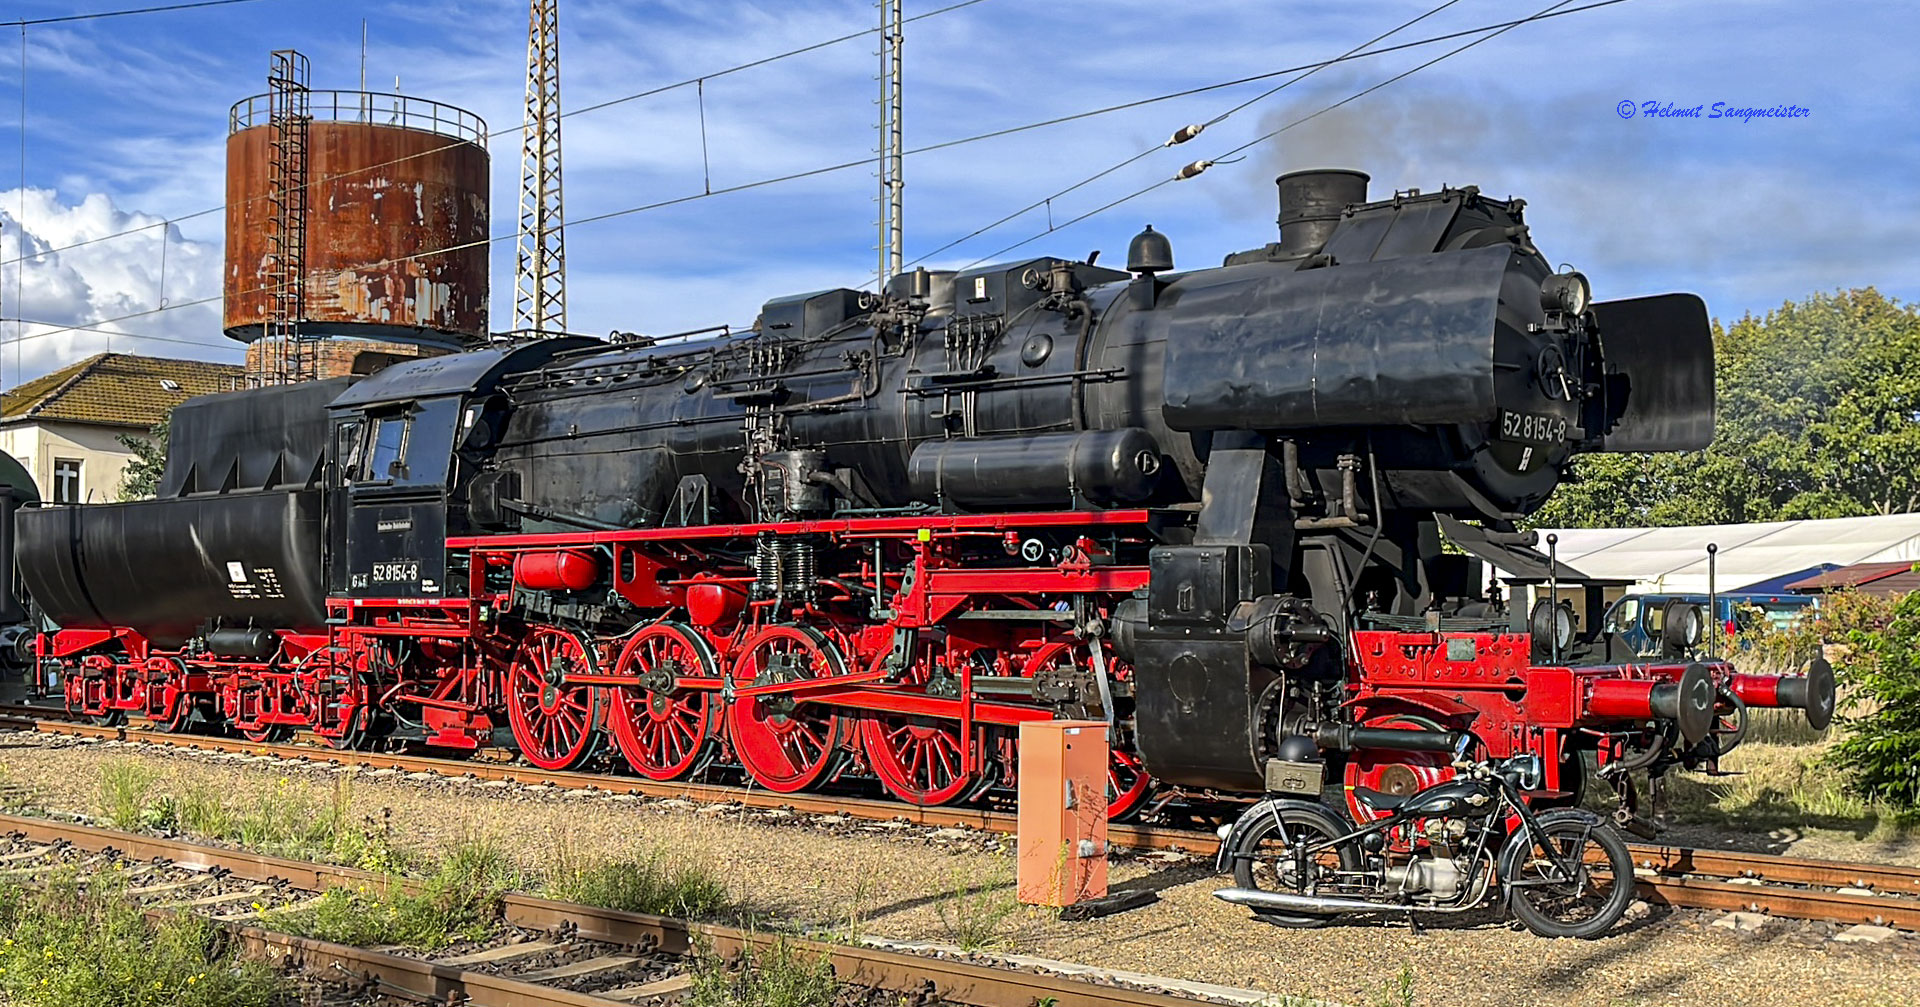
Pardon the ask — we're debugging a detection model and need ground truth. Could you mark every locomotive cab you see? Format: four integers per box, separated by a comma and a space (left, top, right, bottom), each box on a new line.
326, 340, 591, 601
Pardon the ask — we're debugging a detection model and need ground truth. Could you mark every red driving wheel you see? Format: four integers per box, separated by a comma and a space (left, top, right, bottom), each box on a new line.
607, 623, 721, 780
727, 625, 852, 793
504, 625, 606, 771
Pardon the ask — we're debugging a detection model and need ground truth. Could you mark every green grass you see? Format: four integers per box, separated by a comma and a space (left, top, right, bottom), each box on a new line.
96, 760, 168, 831
1661, 739, 1917, 837
90, 764, 414, 873
688, 937, 837, 1007
546, 854, 729, 917
1372, 964, 1416, 1007
0, 869, 288, 1007
261, 836, 518, 950
934, 863, 1022, 952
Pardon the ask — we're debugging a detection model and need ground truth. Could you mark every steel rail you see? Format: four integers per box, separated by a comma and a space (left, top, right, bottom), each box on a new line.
12, 715, 1919, 930
0, 812, 1241, 1007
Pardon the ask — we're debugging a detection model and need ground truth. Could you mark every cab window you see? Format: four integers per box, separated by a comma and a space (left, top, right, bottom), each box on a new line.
361, 415, 410, 482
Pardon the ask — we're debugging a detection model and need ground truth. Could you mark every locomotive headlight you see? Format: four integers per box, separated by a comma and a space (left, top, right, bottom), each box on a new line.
1529, 599, 1575, 655
1540, 271, 1592, 315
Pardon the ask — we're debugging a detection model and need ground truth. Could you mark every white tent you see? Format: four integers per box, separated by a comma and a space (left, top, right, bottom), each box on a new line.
1530, 513, 1920, 594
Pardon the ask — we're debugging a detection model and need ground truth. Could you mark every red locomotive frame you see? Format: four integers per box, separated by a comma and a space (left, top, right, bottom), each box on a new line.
44, 504, 1810, 823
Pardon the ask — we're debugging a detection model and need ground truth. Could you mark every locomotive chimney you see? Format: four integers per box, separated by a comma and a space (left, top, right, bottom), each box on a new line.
1276, 169, 1369, 257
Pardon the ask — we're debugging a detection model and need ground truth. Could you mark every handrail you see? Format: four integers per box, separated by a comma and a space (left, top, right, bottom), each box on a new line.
229, 90, 487, 144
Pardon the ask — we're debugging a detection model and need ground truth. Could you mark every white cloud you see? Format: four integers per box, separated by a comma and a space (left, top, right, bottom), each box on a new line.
0, 187, 239, 390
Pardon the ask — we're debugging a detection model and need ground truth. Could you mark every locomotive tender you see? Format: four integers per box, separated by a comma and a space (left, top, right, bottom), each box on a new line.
17, 170, 1834, 823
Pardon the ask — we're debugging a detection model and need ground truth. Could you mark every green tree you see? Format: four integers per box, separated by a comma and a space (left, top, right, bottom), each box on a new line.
1531, 288, 1920, 528
1830, 587, 1920, 811
115, 414, 169, 501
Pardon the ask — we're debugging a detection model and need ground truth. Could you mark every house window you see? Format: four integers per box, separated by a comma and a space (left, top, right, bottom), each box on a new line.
52, 459, 82, 504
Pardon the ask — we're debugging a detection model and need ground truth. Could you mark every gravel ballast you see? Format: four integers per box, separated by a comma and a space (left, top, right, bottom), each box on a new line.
1, 732, 1914, 1007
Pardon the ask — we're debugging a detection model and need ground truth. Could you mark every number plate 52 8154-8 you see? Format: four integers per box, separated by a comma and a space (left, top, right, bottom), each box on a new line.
1499, 410, 1568, 445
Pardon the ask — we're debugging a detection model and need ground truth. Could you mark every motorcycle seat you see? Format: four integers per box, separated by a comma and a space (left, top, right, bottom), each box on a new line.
1352, 786, 1408, 811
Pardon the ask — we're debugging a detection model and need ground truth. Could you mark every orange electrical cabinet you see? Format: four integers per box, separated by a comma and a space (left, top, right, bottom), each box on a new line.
1016, 719, 1109, 906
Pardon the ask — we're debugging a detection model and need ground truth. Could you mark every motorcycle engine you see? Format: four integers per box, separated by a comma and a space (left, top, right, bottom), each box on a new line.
1384, 857, 1465, 901
1383, 819, 1473, 902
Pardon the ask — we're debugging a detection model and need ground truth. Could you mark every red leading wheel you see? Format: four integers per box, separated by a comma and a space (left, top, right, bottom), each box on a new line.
1022, 640, 1156, 821
505, 625, 606, 771
861, 714, 976, 806
727, 625, 852, 793
607, 623, 721, 780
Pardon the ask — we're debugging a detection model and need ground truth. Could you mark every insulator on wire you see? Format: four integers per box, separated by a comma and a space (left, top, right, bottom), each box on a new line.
1175, 160, 1215, 181
1166, 123, 1206, 146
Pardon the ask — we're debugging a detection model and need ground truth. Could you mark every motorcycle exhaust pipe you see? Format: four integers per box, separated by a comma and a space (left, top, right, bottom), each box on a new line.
1214, 887, 1401, 915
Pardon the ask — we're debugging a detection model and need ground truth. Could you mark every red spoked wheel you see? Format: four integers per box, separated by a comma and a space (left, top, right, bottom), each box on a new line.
505, 625, 607, 771
861, 714, 977, 806
1342, 712, 1461, 828
1023, 640, 1157, 821
607, 623, 721, 780
727, 625, 853, 793
1107, 747, 1153, 821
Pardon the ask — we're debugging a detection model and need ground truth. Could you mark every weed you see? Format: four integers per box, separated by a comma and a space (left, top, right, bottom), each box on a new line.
934, 863, 1021, 952
548, 855, 728, 917
688, 937, 836, 1007
172, 781, 234, 837
543, 827, 727, 918
1372, 964, 1415, 1007
95, 760, 167, 831
0, 869, 287, 1007
262, 836, 513, 950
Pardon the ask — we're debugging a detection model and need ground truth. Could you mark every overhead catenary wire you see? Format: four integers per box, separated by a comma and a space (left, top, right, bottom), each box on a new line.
900, 0, 1473, 271
955, 0, 1600, 270
15, 0, 1627, 347
0, 0, 1629, 276
1, 316, 238, 352
0, 0, 995, 273
2, 0, 271, 28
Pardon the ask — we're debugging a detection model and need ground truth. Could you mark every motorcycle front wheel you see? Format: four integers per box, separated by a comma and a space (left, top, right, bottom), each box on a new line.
1227, 800, 1363, 929
1501, 809, 1635, 939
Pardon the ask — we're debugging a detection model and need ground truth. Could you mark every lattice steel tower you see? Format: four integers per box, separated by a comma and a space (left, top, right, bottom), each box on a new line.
875, 0, 903, 287
516, 0, 567, 335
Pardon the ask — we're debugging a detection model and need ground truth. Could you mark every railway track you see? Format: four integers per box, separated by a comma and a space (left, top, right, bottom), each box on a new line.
8, 708, 1919, 933
0, 811, 1264, 1007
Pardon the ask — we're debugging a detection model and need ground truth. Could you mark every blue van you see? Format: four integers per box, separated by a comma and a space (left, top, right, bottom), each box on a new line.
1601, 592, 1817, 656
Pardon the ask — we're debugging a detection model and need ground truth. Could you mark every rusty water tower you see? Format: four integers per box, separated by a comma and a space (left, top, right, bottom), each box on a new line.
224, 52, 490, 382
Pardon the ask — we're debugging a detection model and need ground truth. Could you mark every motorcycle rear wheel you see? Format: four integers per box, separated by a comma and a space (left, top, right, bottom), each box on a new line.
1227, 801, 1362, 929
1502, 809, 1634, 939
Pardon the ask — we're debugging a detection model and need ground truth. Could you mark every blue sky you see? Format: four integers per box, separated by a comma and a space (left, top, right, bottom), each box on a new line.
0, 0, 1914, 387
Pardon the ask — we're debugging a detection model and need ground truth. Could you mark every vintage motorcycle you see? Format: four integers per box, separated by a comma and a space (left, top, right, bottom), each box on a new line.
1213, 734, 1635, 939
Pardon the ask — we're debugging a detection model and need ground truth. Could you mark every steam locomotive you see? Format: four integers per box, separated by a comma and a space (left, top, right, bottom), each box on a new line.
14, 170, 1834, 826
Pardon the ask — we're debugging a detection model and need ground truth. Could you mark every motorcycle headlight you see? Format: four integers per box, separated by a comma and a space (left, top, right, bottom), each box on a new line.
1502, 754, 1545, 791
